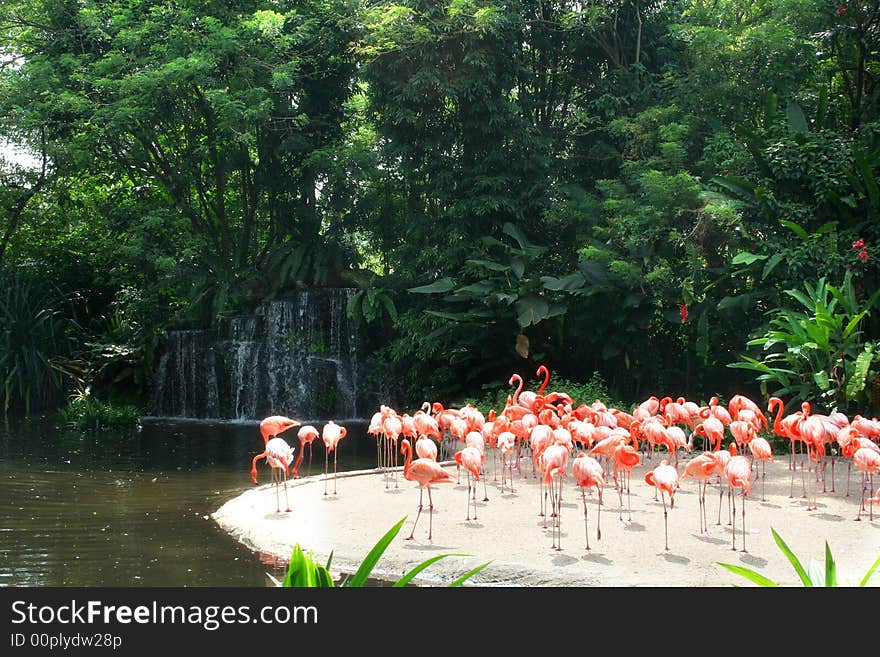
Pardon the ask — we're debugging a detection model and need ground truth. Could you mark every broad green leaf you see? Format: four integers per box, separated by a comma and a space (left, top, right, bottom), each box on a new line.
762, 253, 785, 280
540, 272, 586, 291
808, 557, 825, 587
845, 345, 874, 400
716, 562, 778, 587
779, 219, 809, 239
347, 516, 406, 587
731, 251, 767, 265
510, 255, 526, 280
465, 258, 510, 272
515, 295, 549, 328
786, 100, 808, 134
455, 281, 497, 296
813, 370, 830, 391
408, 278, 455, 294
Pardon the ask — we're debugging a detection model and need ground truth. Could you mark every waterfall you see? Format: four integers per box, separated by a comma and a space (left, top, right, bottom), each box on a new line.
151, 289, 364, 421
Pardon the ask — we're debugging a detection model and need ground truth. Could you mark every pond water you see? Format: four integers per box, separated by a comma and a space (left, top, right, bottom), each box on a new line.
0, 416, 376, 587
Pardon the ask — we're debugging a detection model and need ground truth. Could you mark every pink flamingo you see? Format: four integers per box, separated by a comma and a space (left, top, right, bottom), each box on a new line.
725, 443, 752, 552
850, 445, 880, 521
497, 431, 517, 493
292, 424, 319, 478
680, 452, 717, 535
612, 438, 641, 522
455, 446, 484, 521
259, 415, 300, 445
644, 459, 679, 551
572, 453, 605, 550
540, 443, 569, 550
400, 438, 456, 541
250, 437, 295, 513
321, 420, 347, 496
747, 436, 774, 501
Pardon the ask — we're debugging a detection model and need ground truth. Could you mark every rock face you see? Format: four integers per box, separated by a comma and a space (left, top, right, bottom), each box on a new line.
151, 288, 367, 421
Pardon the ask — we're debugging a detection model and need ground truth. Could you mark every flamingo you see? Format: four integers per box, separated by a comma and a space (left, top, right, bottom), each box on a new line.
400, 438, 456, 541
747, 436, 774, 501
644, 459, 679, 551
497, 431, 517, 493
680, 452, 717, 535
612, 438, 641, 522
455, 446, 484, 521
250, 437, 295, 513
259, 415, 300, 445
321, 420, 347, 496
712, 444, 732, 526
851, 446, 880, 521
540, 443, 569, 550
572, 453, 605, 550
292, 424, 319, 478
415, 433, 439, 461
725, 443, 752, 552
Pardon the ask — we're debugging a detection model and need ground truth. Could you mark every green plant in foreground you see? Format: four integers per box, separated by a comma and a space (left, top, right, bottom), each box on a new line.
269, 516, 492, 587
717, 527, 880, 587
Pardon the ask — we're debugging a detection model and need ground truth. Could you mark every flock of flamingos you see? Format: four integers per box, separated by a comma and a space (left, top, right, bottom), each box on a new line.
249, 365, 880, 554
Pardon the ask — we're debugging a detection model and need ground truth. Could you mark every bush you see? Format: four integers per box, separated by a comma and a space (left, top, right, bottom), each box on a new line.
56, 387, 141, 431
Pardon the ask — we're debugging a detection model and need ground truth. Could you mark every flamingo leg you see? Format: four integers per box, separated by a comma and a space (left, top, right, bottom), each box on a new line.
428, 486, 435, 541
597, 488, 603, 541
407, 487, 424, 540
283, 470, 291, 513
731, 488, 737, 551
740, 491, 747, 553
581, 489, 589, 550
661, 491, 669, 552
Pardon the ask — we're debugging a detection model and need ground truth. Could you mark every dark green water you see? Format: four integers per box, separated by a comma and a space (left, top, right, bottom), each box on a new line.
0, 416, 375, 587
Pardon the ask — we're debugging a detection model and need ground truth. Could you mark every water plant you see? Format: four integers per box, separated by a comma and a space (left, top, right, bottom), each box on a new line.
270, 516, 491, 587
717, 527, 880, 587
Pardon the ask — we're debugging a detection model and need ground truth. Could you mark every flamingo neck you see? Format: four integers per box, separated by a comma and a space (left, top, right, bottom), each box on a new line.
509, 374, 524, 405
537, 366, 549, 395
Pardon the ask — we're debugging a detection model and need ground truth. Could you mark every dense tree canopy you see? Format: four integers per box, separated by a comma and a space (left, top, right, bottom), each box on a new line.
2, 0, 879, 416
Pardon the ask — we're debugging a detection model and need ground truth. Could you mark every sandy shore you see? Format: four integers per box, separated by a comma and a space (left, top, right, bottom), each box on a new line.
213, 453, 880, 587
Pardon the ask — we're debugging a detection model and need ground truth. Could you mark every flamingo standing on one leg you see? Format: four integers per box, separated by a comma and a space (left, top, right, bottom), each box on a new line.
572, 453, 605, 550
725, 443, 752, 552
259, 415, 301, 445
251, 437, 296, 513
292, 424, 319, 478
399, 438, 456, 541
321, 420, 347, 496
644, 459, 679, 551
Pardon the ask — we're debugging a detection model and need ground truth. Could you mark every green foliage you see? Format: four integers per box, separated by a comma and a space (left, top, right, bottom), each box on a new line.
461, 371, 620, 417
729, 271, 880, 410
275, 517, 490, 587
56, 387, 141, 431
0, 271, 81, 415
718, 527, 880, 587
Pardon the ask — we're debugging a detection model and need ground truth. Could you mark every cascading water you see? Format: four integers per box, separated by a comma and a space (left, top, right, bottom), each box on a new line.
151, 288, 365, 421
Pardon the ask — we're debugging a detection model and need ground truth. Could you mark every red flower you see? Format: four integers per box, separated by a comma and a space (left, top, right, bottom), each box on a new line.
678, 303, 689, 324
853, 238, 865, 249
837, 6, 847, 15
858, 249, 870, 261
